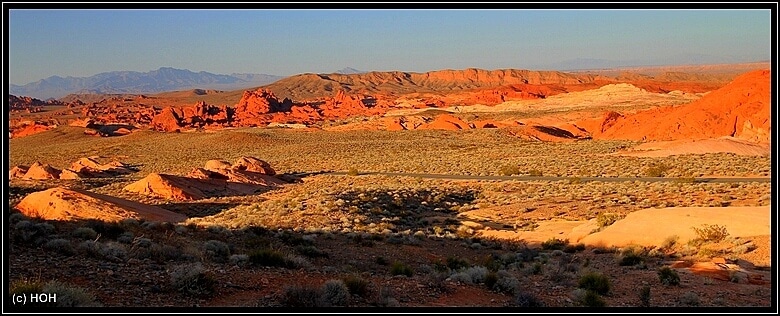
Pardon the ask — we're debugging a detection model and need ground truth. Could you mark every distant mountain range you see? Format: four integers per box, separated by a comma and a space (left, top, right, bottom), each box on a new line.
9, 67, 285, 100
334, 67, 366, 75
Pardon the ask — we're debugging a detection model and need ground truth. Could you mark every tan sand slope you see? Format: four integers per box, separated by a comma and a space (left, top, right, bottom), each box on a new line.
578, 206, 770, 248
614, 137, 770, 157
15, 187, 187, 223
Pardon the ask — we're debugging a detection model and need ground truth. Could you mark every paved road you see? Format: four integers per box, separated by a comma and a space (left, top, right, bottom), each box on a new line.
301, 171, 771, 183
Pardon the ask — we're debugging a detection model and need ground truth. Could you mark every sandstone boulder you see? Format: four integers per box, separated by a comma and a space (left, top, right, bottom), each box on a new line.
15, 187, 187, 222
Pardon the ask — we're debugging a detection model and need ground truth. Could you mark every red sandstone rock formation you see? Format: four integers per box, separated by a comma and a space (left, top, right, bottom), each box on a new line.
15, 187, 187, 222
588, 69, 770, 143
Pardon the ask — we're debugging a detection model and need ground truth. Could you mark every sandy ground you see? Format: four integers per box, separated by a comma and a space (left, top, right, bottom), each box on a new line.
614, 137, 770, 157
477, 206, 770, 250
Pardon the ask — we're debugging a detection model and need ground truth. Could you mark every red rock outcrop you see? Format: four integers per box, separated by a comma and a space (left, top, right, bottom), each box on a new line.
9, 166, 29, 179
234, 88, 292, 120
22, 162, 62, 180
151, 107, 183, 132
124, 157, 283, 201
15, 187, 187, 222
590, 69, 770, 142
416, 114, 471, 130
232, 156, 276, 175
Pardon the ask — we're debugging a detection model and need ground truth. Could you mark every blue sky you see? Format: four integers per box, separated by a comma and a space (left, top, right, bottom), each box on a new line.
8, 9, 772, 85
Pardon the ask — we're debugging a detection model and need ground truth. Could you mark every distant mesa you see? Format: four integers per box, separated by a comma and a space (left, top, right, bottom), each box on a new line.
15, 187, 187, 223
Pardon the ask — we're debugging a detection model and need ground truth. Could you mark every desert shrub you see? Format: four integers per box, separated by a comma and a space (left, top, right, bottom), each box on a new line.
278, 231, 312, 246
9, 279, 44, 297
484, 271, 498, 289
644, 163, 671, 177
564, 243, 586, 253
680, 291, 699, 306
248, 249, 288, 268
284, 254, 313, 270
375, 256, 388, 265
101, 242, 128, 262
493, 270, 519, 294
639, 285, 651, 307
514, 291, 544, 307
390, 261, 413, 277
522, 262, 544, 276
10, 221, 49, 244
691, 224, 729, 243
133, 237, 152, 248
541, 238, 568, 251
77, 240, 103, 258
596, 212, 623, 228
657, 267, 680, 286
342, 275, 369, 297
8, 212, 27, 225
574, 289, 606, 307
131, 242, 181, 263
116, 232, 134, 244
618, 246, 645, 266
527, 169, 543, 177
169, 263, 216, 297
44, 238, 75, 256
40, 280, 101, 307
500, 165, 520, 176
577, 271, 610, 295
660, 235, 679, 250
450, 266, 488, 285
446, 256, 470, 271
118, 218, 139, 229
347, 168, 359, 176
71, 227, 98, 240
319, 280, 350, 307
84, 219, 124, 239
375, 286, 400, 307
229, 254, 249, 267
295, 245, 329, 258
203, 240, 231, 262
283, 285, 320, 307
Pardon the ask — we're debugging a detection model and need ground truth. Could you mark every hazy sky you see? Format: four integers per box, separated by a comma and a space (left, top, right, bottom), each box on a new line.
8, 9, 772, 85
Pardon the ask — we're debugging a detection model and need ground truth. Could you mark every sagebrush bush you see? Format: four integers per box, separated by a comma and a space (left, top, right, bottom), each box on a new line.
9, 279, 44, 297
596, 213, 623, 228
319, 280, 350, 307
514, 291, 543, 307
71, 227, 98, 240
541, 238, 568, 251
41, 280, 101, 307
618, 246, 645, 266
44, 238, 75, 256
283, 285, 321, 307
390, 261, 414, 277
577, 272, 610, 295
658, 267, 680, 286
680, 291, 699, 306
229, 254, 249, 266
493, 270, 519, 294
639, 285, 651, 307
295, 245, 329, 258
375, 286, 399, 307
500, 165, 520, 176
342, 275, 369, 297
248, 249, 289, 267
169, 263, 216, 297
575, 289, 606, 307
203, 240, 231, 262
645, 163, 670, 177
691, 224, 729, 243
